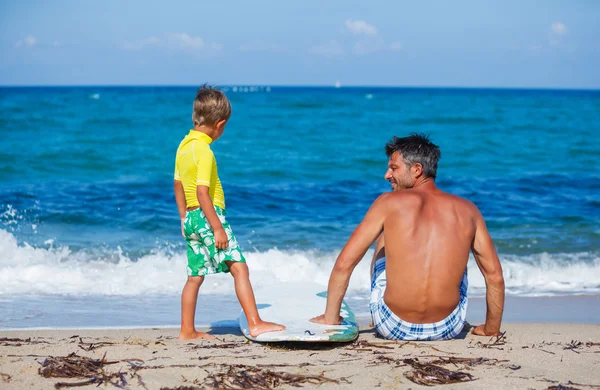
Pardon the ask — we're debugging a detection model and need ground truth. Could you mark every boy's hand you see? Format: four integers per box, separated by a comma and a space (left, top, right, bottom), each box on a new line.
180, 219, 185, 237
214, 228, 229, 249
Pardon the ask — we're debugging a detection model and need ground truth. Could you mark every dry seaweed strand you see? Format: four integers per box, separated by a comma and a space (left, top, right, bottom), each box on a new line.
0, 372, 12, 382
403, 358, 475, 386
0, 337, 49, 346
198, 354, 265, 360
345, 340, 396, 351
188, 342, 243, 350
77, 337, 115, 351
474, 331, 507, 350
38, 352, 119, 378
541, 378, 600, 390
203, 363, 345, 389
37, 352, 131, 389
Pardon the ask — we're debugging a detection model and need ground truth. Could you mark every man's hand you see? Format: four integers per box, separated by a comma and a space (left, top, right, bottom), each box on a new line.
181, 219, 186, 238
309, 314, 343, 325
471, 324, 500, 336
214, 228, 229, 249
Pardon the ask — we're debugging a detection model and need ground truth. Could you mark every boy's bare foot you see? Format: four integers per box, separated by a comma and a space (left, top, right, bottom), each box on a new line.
178, 331, 216, 340
249, 321, 286, 337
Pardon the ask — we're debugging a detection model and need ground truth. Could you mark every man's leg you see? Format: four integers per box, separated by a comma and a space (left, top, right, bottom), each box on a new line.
225, 261, 286, 337
178, 276, 215, 340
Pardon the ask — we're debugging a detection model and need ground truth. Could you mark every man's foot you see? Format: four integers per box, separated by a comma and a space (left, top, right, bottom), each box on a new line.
249, 321, 286, 337
178, 331, 216, 340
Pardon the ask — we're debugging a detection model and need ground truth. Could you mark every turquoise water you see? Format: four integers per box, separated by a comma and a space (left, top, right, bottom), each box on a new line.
1, 86, 599, 328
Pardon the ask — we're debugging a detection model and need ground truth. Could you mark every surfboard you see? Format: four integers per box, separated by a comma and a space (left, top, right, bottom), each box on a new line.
239, 282, 359, 342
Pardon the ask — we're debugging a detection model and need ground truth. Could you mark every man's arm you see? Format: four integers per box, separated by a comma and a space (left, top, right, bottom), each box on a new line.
174, 180, 187, 236
197, 186, 228, 249
312, 194, 390, 324
470, 207, 505, 336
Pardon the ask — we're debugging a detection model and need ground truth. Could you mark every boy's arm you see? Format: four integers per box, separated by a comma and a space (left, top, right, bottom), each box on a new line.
197, 185, 228, 249
470, 207, 505, 336
311, 194, 389, 324
174, 180, 187, 236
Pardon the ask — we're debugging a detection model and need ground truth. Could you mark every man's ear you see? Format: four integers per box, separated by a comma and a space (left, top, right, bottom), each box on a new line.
412, 163, 423, 178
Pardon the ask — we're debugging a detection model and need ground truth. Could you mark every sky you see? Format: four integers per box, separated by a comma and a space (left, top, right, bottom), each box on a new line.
1, 0, 599, 88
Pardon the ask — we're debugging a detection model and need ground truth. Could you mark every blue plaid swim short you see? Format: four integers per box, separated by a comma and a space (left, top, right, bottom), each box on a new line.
370, 257, 468, 341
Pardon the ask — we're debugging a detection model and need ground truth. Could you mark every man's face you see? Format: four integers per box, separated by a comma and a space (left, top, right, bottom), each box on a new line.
384, 152, 414, 191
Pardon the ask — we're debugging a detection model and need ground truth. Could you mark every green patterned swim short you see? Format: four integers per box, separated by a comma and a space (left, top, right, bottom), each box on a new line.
183, 206, 246, 277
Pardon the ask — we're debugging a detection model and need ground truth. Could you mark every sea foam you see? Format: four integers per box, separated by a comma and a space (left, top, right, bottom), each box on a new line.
1, 229, 598, 297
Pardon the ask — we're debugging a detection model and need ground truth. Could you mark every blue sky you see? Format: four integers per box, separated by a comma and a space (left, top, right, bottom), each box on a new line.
1, 1, 599, 88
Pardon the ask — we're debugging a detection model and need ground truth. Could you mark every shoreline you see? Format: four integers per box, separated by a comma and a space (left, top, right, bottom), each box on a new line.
2, 294, 599, 331
1, 324, 599, 389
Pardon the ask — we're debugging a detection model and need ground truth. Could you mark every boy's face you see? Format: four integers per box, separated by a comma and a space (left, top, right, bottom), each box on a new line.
213, 119, 227, 141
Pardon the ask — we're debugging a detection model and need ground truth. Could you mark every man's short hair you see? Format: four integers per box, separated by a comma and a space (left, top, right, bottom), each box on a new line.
192, 84, 232, 127
385, 133, 441, 179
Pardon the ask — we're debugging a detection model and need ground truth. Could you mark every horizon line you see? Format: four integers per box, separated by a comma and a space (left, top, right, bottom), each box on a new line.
1, 84, 599, 92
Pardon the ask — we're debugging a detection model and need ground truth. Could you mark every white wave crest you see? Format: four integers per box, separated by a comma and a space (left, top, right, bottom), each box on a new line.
1, 229, 598, 297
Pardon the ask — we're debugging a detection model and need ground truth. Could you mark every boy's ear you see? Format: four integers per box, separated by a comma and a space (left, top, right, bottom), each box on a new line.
216, 119, 227, 131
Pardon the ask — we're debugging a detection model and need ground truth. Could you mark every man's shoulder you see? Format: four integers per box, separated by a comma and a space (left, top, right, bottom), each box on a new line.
443, 193, 483, 219
375, 191, 421, 209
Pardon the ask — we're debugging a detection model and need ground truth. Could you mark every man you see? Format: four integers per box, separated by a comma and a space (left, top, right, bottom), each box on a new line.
311, 134, 505, 340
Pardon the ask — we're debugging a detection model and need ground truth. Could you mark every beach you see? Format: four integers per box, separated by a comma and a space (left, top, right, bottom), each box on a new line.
1, 323, 599, 389
1, 87, 599, 388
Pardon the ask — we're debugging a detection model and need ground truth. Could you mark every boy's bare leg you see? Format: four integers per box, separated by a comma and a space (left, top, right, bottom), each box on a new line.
178, 275, 215, 340
226, 261, 286, 337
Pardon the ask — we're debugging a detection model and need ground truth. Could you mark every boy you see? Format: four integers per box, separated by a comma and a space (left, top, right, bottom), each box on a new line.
174, 85, 285, 339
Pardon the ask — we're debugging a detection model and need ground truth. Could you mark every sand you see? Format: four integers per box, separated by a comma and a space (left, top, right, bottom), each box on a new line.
1, 323, 599, 389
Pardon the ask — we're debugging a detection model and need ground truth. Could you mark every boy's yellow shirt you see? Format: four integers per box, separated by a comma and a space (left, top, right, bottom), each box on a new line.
174, 130, 225, 209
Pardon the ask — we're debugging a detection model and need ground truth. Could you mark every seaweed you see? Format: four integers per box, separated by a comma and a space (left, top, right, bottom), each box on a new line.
37, 352, 127, 389
0, 337, 49, 346
160, 387, 200, 390
202, 363, 346, 389
0, 372, 11, 382
403, 358, 475, 386
188, 342, 243, 350
77, 337, 115, 351
473, 331, 507, 350
345, 340, 396, 351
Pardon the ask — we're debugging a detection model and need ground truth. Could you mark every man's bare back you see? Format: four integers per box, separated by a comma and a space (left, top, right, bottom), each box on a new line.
379, 186, 479, 323
312, 134, 504, 340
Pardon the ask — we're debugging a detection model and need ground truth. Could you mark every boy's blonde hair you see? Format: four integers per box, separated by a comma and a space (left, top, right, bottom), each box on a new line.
192, 84, 232, 127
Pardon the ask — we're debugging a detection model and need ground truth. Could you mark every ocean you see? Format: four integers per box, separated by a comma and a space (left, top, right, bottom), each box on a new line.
1, 86, 599, 329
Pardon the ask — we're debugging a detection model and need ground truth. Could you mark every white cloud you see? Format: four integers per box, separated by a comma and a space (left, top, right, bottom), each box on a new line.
122, 36, 161, 50
548, 22, 568, 47
15, 35, 37, 48
345, 20, 377, 36
352, 39, 385, 56
167, 33, 204, 49
123, 33, 219, 52
239, 40, 282, 52
311, 40, 344, 58
389, 42, 403, 51
551, 22, 568, 36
